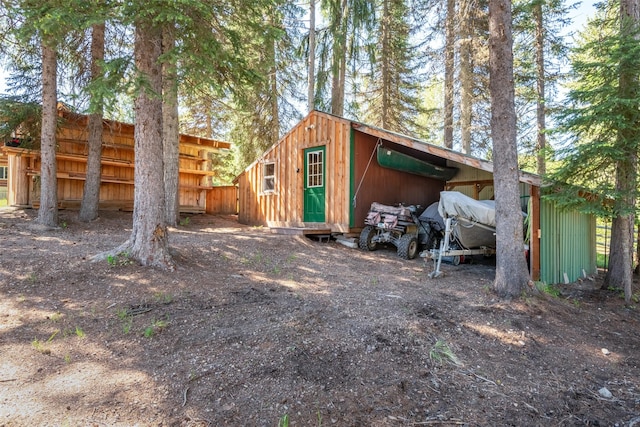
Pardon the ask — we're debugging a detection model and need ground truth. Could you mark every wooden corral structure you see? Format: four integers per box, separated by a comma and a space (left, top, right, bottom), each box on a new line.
236, 110, 597, 284
0, 152, 7, 201
0, 109, 237, 214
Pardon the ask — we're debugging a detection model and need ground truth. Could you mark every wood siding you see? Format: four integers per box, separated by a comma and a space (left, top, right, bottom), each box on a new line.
205, 186, 238, 214
1, 110, 231, 213
351, 133, 444, 228
237, 111, 352, 231
237, 111, 444, 232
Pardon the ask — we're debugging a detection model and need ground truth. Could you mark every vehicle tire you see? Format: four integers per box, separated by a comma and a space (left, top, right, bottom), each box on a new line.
397, 234, 418, 260
359, 226, 378, 251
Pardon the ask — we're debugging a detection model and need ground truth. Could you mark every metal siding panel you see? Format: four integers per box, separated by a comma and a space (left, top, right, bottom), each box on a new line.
540, 199, 597, 284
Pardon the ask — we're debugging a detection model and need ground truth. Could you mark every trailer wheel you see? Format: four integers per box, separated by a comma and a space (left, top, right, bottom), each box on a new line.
397, 234, 418, 260
359, 226, 378, 251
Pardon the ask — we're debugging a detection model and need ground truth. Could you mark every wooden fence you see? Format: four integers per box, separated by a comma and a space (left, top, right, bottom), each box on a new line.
205, 185, 238, 215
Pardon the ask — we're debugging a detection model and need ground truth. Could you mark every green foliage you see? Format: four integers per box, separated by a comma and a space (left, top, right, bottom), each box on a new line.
278, 414, 289, 427
546, 5, 640, 218
75, 326, 85, 339
31, 338, 50, 354
429, 339, 462, 366
107, 251, 133, 267
535, 281, 560, 297
358, 0, 425, 136
0, 97, 41, 146
153, 292, 173, 304
143, 318, 168, 338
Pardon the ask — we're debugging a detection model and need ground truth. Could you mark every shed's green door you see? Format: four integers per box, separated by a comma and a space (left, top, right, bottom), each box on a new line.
304, 146, 326, 222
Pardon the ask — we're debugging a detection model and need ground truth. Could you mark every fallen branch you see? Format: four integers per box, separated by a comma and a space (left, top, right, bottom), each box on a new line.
182, 386, 189, 407
465, 370, 499, 387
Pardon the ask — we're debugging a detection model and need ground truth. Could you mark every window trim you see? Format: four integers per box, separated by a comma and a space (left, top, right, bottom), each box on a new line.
261, 160, 276, 195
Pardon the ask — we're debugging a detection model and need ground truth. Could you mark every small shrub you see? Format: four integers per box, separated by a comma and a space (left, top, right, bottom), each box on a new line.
535, 281, 560, 298
32, 338, 51, 355
429, 340, 462, 366
75, 326, 85, 339
278, 414, 289, 427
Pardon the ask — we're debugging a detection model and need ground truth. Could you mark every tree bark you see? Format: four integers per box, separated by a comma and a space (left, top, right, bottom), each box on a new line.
460, 0, 473, 154
604, 0, 640, 302
443, 0, 455, 149
128, 20, 173, 269
79, 23, 105, 222
162, 26, 180, 227
330, 0, 348, 116
267, 26, 280, 145
37, 41, 59, 228
488, 0, 532, 297
534, 2, 546, 175
308, 0, 316, 113
381, 0, 390, 128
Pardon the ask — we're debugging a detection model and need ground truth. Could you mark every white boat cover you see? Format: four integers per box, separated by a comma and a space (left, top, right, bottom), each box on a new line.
437, 191, 496, 228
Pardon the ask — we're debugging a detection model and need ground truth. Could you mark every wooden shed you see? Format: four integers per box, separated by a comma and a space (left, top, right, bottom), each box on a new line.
236, 110, 597, 284
0, 108, 237, 214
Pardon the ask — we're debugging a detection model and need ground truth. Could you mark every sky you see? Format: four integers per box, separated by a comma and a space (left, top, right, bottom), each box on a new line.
0, 1, 599, 97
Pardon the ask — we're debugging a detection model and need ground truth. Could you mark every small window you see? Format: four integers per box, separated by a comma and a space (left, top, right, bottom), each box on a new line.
0, 166, 7, 180
262, 162, 275, 193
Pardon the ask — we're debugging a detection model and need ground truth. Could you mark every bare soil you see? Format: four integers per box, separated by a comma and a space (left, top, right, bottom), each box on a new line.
1, 208, 639, 427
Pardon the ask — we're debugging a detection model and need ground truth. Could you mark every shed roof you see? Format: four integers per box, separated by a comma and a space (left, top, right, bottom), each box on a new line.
240, 110, 542, 187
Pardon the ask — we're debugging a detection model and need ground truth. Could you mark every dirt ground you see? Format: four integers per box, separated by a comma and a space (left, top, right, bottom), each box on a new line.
1, 207, 639, 427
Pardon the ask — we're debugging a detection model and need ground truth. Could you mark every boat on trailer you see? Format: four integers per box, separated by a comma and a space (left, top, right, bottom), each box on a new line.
421, 191, 497, 278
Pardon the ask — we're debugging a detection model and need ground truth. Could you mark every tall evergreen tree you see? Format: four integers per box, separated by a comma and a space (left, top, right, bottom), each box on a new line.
360, 0, 423, 135
488, 0, 532, 297
512, 0, 571, 174
546, 4, 640, 302
79, 22, 106, 222
443, 0, 455, 149
162, 23, 180, 226
607, 0, 639, 302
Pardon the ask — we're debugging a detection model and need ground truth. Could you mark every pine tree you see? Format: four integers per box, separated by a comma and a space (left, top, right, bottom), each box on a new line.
79, 23, 106, 222
489, 0, 532, 297
546, 4, 640, 302
359, 0, 424, 135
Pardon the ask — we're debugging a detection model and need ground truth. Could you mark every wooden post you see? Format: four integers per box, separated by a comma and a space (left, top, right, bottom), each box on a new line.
8, 154, 30, 206
530, 185, 541, 281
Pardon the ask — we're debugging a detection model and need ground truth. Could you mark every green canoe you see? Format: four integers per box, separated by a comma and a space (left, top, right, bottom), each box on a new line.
377, 145, 458, 181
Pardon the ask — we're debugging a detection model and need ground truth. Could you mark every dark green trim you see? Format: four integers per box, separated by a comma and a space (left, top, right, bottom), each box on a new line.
349, 128, 356, 229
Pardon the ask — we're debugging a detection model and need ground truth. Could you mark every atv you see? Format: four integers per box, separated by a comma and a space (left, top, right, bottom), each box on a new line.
358, 202, 443, 260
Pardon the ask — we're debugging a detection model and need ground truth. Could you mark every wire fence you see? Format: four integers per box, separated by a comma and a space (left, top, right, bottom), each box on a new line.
596, 223, 639, 269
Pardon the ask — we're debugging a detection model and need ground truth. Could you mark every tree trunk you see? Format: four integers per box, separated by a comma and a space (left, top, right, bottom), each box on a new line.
79, 23, 105, 222
605, 0, 640, 303
330, 0, 347, 116
37, 42, 59, 228
381, 0, 390, 128
267, 28, 280, 145
460, 0, 473, 155
443, 0, 455, 149
162, 26, 180, 227
128, 20, 173, 269
534, 2, 546, 176
308, 0, 316, 113
488, 0, 532, 298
